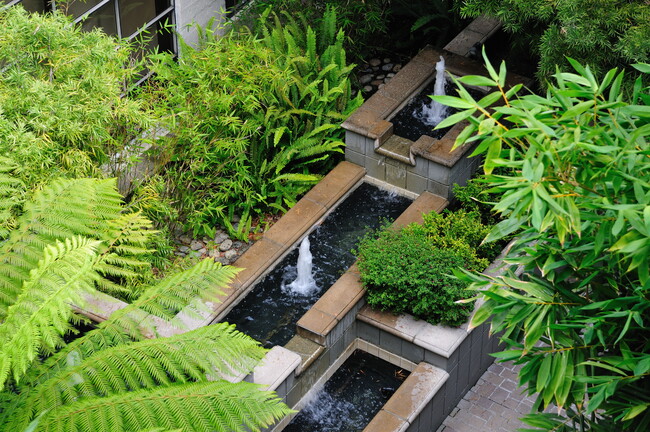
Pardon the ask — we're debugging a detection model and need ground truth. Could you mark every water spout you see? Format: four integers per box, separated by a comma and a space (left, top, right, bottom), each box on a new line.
421, 56, 448, 126
287, 236, 317, 295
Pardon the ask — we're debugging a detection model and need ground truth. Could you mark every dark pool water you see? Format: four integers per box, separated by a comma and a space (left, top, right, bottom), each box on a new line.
390, 79, 457, 142
283, 350, 408, 432
221, 183, 412, 347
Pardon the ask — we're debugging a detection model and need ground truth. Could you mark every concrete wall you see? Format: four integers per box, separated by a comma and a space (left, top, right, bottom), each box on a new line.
174, 0, 227, 48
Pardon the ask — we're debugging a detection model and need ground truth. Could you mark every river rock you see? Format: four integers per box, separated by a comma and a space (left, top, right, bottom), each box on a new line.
371, 79, 383, 86
178, 245, 190, 253
198, 247, 207, 255
178, 235, 192, 245
393, 64, 402, 73
369, 58, 381, 67
381, 63, 393, 71
219, 239, 233, 251
383, 57, 391, 64
189, 250, 202, 258
363, 85, 373, 92
214, 231, 229, 244
190, 240, 204, 251
224, 250, 238, 260
376, 74, 385, 80
208, 249, 220, 258
360, 74, 373, 84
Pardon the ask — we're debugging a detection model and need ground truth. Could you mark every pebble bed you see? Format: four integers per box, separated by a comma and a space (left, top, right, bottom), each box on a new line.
357, 56, 405, 96
172, 215, 255, 265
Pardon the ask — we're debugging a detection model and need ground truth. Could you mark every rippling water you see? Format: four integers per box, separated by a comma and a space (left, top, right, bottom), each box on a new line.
283, 350, 408, 432
221, 183, 412, 347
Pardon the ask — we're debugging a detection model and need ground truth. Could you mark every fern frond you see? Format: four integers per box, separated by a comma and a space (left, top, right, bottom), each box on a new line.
38, 381, 291, 432
132, 259, 240, 323
0, 178, 121, 318
22, 318, 142, 390
10, 324, 265, 430
0, 236, 100, 389
306, 27, 317, 67
0, 157, 25, 239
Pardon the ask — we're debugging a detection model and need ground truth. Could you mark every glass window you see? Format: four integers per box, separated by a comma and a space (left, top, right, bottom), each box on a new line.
118, 0, 167, 37
18, 0, 49, 12
80, 0, 117, 36
59, 0, 105, 18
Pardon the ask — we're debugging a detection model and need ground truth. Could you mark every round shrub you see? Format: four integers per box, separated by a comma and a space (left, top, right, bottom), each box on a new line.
355, 221, 488, 327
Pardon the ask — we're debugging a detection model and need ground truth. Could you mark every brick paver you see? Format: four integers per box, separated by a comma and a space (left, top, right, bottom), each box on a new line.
437, 361, 536, 432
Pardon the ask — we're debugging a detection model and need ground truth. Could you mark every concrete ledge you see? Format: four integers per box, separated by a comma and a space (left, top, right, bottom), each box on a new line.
392, 192, 447, 227
358, 306, 468, 359
365, 362, 448, 432
444, 16, 502, 57
247, 346, 302, 391
410, 122, 474, 168
284, 335, 325, 375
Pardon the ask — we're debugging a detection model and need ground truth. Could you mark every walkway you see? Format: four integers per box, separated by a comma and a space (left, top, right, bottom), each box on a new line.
437, 361, 536, 432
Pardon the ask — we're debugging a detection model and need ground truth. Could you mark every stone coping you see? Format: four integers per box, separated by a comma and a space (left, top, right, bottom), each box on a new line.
296, 192, 448, 347
444, 16, 502, 58
364, 362, 448, 432
246, 346, 302, 391
358, 305, 469, 358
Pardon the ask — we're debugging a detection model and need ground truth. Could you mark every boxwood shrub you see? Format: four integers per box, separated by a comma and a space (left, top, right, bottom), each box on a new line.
355, 209, 494, 327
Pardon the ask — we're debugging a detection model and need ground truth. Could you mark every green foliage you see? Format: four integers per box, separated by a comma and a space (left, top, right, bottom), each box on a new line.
423, 209, 501, 262
355, 210, 493, 327
239, 0, 391, 61
456, 0, 650, 85
142, 8, 361, 239
0, 6, 154, 195
0, 175, 291, 432
436, 53, 650, 430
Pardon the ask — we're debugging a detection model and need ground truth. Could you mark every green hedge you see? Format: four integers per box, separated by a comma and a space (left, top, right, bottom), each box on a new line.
355, 210, 493, 327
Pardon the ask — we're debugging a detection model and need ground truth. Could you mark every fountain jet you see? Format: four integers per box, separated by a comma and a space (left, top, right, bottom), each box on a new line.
287, 236, 317, 295
421, 56, 448, 126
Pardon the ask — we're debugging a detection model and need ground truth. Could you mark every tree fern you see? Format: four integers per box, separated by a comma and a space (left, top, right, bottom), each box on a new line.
0, 178, 119, 316
7, 324, 266, 430
0, 175, 290, 431
0, 236, 100, 388
0, 157, 25, 238
36, 381, 291, 432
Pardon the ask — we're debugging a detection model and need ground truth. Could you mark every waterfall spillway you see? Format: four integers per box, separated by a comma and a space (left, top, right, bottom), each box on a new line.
287, 236, 317, 295
421, 56, 448, 126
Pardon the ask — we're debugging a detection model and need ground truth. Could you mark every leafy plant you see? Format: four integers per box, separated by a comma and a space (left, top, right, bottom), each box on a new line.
142, 7, 361, 239
355, 209, 493, 327
435, 51, 650, 430
0, 174, 291, 432
0, 6, 154, 195
455, 0, 650, 85
239, 0, 391, 62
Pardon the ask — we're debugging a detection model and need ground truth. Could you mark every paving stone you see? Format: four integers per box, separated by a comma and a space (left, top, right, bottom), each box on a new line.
440, 360, 538, 432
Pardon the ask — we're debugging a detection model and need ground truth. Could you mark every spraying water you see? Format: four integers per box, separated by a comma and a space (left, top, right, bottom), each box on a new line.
421, 56, 448, 126
287, 236, 317, 295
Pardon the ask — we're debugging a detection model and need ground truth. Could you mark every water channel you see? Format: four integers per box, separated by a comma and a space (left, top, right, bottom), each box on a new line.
222, 182, 412, 347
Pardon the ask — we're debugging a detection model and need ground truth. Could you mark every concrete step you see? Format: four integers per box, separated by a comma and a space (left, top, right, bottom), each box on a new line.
376, 135, 416, 166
